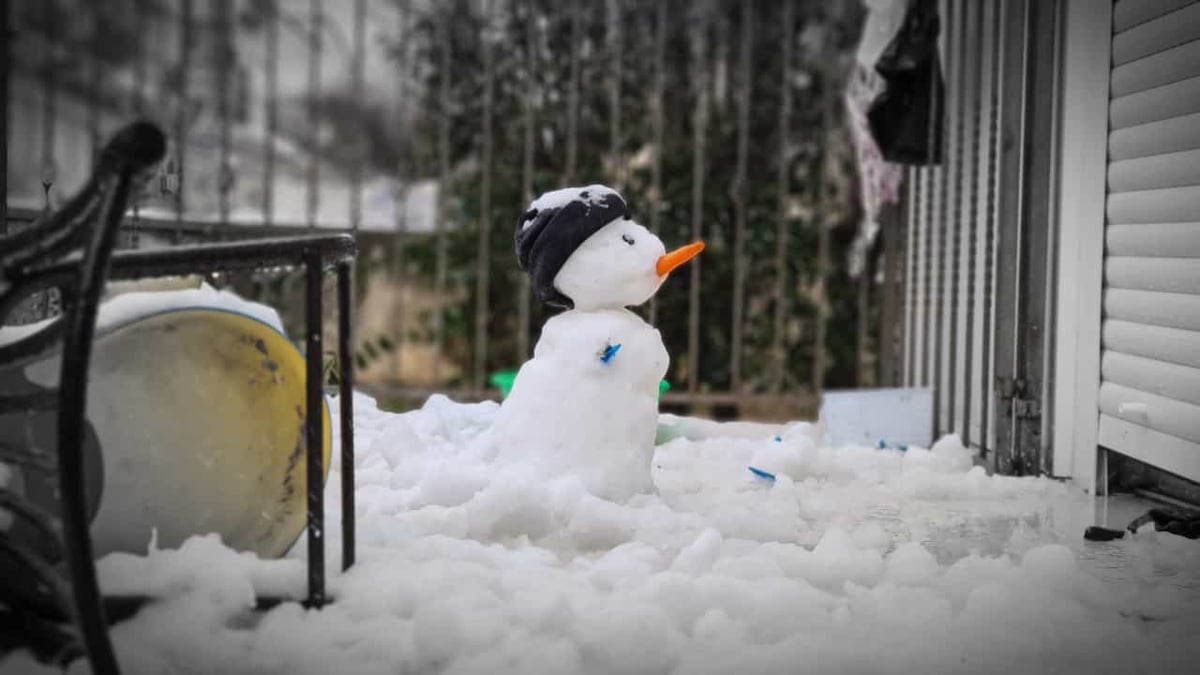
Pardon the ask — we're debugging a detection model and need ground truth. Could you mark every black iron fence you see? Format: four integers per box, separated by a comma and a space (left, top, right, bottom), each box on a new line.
3, 0, 889, 419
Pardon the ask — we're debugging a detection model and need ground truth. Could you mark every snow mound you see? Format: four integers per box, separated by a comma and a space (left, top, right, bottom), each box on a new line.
9, 393, 1197, 675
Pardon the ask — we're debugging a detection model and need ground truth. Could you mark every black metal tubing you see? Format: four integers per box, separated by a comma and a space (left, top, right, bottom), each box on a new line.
30, 234, 356, 283
3, 118, 359, 672
304, 253, 326, 607
336, 263, 355, 571
57, 155, 152, 675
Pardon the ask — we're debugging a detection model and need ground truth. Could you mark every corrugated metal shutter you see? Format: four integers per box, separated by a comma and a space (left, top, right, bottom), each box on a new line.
1101, 0, 1200, 482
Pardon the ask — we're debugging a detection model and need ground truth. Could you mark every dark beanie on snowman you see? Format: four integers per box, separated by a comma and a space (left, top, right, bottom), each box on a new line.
515, 187, 631, 309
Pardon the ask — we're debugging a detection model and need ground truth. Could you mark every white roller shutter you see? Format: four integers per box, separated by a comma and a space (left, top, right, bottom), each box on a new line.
1101, 0, 1200, 482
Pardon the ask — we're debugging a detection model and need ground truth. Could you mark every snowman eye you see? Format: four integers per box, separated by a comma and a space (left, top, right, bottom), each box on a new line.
621, 234, 635, 246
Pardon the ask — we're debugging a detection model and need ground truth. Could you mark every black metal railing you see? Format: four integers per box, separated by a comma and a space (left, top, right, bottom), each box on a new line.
0, 120, 358, 674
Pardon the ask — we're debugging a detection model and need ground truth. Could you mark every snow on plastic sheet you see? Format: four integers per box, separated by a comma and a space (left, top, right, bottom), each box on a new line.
7, 393, 1199, 675
0, 282, 285, 351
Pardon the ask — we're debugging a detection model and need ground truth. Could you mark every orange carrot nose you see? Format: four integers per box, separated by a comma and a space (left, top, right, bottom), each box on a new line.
656, 241, 705, 276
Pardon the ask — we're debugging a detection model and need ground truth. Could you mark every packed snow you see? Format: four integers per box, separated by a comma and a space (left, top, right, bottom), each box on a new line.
6, 392, 1196, 675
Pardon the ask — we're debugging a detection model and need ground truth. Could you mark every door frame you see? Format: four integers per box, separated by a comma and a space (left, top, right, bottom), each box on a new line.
1049, 0, 1112, 492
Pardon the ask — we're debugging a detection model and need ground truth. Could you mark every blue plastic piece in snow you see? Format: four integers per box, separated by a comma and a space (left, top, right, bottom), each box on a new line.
600, 343, 622, 363
748, 466, 776, 481
773, 435, 782, 442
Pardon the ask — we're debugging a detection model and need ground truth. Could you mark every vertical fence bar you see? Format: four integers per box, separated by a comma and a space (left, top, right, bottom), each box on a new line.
607, 0, 622, 190
129, 0, 149, 249
730, 0, 752, 393
0, 0, 8, 235
349, 0, 366, 232
518, 0, 536, 361
970, 0, 996, 448
879, 203, 900, 386
921, 170, 931, 386
131, 0, 146, 116
307, 0, 324, 230
475, 0, 495, 391
393, 0, 411, 376
903, 169, 916, 385
771, 0, 794, 392
687, 6, 709, 395
980, 0, 1006, 462
945, 0, 964, 436
87, 7, 102, 167
921, 166, 933, 390
433, 15, 451, 383
336, 262, 355, 571
931, 0, 953, 438
563, 0, 581, 186
216, 0, 233, 235
175, 0, 194, 242
39, 0, 57, 214
961, 0, 983, 448
263, 0, 279, 227
304, 253, 326, 607
991, 0, 1030, 474
813, 69, 833, 396
647, 0, 666, 327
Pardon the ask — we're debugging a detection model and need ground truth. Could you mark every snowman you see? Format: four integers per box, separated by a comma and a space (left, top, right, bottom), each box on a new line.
490, 185, 703, 501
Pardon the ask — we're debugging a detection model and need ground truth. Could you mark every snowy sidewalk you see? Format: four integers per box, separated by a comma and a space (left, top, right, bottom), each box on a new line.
16, 392, 1198, 675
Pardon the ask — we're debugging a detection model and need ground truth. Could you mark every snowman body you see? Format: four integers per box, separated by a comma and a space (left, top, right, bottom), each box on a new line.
491, 185, 701, 501
491, 308, 668, 500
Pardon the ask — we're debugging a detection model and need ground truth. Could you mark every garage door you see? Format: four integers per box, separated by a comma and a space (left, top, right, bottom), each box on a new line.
1100, 0, 1200, 482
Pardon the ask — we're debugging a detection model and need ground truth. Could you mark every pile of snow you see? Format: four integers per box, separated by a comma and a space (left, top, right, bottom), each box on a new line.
5, 393, 1200, 674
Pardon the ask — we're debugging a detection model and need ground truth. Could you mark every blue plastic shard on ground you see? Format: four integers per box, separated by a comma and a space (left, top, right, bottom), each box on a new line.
748, 466, 776, 481
600, 343, 622, 363
773, 435, 782, 442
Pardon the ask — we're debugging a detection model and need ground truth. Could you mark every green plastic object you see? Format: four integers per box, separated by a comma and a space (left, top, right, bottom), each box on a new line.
489, 368, 670, 399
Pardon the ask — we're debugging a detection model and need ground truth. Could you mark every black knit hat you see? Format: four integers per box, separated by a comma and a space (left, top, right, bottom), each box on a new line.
515, 187, 631, 309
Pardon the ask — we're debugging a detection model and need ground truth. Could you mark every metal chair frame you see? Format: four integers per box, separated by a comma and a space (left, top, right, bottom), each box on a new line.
0, 121, 358, 675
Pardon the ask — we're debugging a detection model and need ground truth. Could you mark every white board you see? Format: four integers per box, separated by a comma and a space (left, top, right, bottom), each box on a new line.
820, 387, 934, 449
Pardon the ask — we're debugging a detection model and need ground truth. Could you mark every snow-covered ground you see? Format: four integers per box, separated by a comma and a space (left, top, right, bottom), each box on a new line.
7, 392, 1200, 675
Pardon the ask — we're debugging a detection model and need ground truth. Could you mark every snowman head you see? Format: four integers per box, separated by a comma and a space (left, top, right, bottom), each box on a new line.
516, 185, 704, 310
